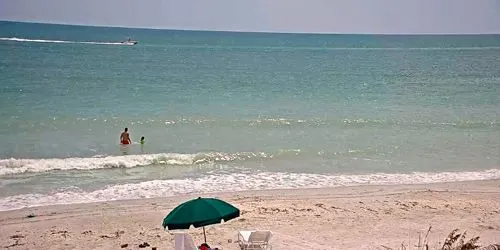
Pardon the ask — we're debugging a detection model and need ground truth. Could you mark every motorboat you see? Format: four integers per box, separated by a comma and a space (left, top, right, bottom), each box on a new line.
121, 39, 138, 45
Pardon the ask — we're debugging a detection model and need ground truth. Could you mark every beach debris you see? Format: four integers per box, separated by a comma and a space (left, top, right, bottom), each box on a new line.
82, 230, 93, 235
257, 206, 292, 214
423, 205, 437, 210
100, 230, 124, 239
138, 242, 150, 248
480, 225, 495, 230
5, 240, 25, 248
409, 201, 419, 207
396, 201, 410, 211
330, 206, 354, 213
6, 234, 26, 248
479, 244, 500, 250
120, 243, 128, 248
315, 203, 330, 211
50, 230, 70, 238
358, 204, 378, 214
26, 213, 36, 218
5, 243, 25, 248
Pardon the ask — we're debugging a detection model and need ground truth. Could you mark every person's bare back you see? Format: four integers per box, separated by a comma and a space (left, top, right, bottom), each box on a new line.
120, 128, 131, 144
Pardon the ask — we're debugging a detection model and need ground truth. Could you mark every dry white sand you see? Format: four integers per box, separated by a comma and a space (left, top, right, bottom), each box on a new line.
1, 180, 499, 250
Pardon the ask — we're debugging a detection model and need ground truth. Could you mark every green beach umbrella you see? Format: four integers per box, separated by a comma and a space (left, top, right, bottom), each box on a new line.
162, 197, 240, 243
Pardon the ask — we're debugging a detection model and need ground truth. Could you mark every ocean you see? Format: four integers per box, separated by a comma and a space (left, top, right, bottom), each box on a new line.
0, 21, 499, 211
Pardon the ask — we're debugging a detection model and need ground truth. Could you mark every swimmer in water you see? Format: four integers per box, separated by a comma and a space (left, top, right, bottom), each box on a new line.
120, 127, 131, 145
140, 136, 145, 145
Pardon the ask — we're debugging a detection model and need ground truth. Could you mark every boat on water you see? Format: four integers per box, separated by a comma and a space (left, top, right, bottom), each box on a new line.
121, 38, 138, 45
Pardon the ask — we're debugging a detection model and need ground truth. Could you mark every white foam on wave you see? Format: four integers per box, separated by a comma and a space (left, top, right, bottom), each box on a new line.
1, 168, 499, 211
0, 37, 134, 46
0, 152, 269, 176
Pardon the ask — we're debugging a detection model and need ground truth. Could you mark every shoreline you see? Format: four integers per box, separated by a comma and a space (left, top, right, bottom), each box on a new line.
1, 179, 500, 249
1, 167, 499, 211
1, 178, 499, 212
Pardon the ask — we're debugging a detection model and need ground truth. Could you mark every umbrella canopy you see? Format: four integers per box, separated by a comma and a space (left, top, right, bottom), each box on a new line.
162, 197, 240, 242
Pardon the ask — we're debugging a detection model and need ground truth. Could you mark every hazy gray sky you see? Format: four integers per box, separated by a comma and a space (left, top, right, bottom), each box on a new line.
1, 0, 500, 34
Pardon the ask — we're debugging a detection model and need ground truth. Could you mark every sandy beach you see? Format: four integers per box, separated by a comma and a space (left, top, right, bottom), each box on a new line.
1, 180, 499, 250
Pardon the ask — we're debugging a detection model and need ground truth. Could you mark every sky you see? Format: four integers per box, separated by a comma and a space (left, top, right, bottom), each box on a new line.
1, 0, 500, 34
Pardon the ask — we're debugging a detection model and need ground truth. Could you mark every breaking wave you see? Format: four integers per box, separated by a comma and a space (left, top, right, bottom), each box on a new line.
0, 152, 271, 176
0, 169, 499, 211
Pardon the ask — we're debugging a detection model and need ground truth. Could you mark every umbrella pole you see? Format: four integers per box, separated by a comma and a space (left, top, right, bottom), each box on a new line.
203, 226, 207, 243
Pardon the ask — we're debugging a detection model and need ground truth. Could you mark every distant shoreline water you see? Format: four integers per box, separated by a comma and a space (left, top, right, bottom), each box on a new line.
3, 36, 500, 51
3, 20, 500, 35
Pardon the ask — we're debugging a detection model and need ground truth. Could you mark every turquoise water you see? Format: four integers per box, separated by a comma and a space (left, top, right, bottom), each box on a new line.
0, 21, 499, 210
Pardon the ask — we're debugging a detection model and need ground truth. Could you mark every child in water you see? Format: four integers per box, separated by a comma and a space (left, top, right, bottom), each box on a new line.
140, 136, 145, 145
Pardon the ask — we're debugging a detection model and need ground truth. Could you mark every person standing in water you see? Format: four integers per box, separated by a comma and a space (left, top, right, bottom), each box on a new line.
139, 136, 145, 154
120, 128, 132, 145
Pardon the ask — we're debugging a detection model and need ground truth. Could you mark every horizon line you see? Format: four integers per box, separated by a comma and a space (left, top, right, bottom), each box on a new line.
2, 19, 500, 36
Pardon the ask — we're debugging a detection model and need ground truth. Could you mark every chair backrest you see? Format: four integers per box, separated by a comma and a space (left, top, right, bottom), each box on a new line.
174, 233, 197, 250
248, 231, 272, 244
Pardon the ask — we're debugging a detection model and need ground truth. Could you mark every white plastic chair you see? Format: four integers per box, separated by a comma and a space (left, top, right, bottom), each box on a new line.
174, 232, 197, 250
238, 230, 272, 250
